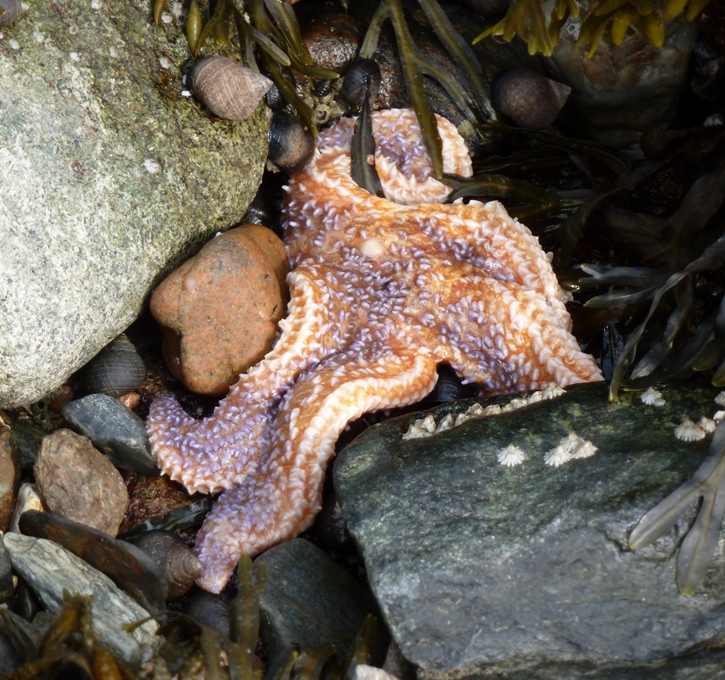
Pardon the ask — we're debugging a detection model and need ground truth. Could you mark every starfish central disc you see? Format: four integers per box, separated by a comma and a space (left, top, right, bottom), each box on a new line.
147, 108, 602, 593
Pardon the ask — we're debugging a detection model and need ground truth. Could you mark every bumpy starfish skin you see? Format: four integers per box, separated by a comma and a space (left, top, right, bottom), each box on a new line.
147, 108, 602, 592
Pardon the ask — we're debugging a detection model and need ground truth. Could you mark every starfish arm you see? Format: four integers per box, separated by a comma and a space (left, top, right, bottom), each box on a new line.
415, 269, 602, 391
193, 347, 439, 593
147, 267, 346, 494
408, 200, 572, 322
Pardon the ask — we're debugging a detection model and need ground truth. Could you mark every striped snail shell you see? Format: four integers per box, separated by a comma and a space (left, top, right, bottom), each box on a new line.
0, 0, 24, 26
133, 530, 201, 600
76, 333, 146, 397
490, 67, 571, 130
187, 56, 272, 121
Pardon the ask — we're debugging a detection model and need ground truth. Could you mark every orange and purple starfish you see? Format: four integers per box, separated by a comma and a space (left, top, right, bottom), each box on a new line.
147, 108, 602, 592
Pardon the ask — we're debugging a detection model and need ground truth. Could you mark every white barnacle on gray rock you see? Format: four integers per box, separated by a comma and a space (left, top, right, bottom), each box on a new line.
674, 417, 708, 442
715, 391, 725, 408
640, 387, 666, 406
402, 414, 437, 440
545, 431, 597, 466
497, 443, 526, 467
697, 416, 717, 434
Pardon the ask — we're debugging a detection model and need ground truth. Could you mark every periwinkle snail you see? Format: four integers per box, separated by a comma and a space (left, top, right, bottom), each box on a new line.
133, 530, 201, 600
187, 56, 272, 121
342, 58, 382, 107
490, 67, 571, 129
267, 110, 315, 174
75, 333, 146, 397
0, 0, 24, 26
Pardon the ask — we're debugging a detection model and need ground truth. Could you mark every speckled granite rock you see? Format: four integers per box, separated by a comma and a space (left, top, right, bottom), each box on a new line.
335, 381, 725, 679
0, 0, 269, 408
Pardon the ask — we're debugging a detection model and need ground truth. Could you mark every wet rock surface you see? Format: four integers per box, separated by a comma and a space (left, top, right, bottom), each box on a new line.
61, 393, 156, 473
0, 0, 269, 408
335, 381, 725, 679
255, 538, 383, 663
34, 429, 128, 536
151, 224, 289, 396
2, 532, 159, 665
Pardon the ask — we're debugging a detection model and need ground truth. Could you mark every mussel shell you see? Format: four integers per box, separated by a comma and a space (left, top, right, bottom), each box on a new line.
76, 333, 146, 397
0, 0, 24, 27
265, 83, 286, 111
187, 56, 272, 121
490, 67, 571, 129
267, 110, 315, 174
343, 58, 382, 107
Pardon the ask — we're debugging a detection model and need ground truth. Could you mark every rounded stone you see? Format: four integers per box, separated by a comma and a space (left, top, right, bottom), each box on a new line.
34, 429, 129, 537
0, 0, 269, 408
151, 224, 289, 395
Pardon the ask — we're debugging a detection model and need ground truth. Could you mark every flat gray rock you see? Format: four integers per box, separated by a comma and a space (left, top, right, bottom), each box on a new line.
334, 381, 725, 679
2, 532, 159, 666
0, 0, 269, 408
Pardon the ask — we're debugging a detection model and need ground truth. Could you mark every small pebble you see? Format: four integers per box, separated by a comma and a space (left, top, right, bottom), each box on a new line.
34, 429, 129, 536
10, 482, 45, 533
61, 393, 157, 473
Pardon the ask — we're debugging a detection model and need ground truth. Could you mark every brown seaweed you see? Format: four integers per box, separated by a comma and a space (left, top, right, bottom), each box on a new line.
630, 419, 725, 596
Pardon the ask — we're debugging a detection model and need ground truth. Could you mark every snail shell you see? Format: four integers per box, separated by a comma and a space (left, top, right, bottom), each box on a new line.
490, 67, 571, 129
0, 0, 24, 27
133, 530, 201, 600
187, 56, 272, 121
267, 110, 315, 174
343, 58, 382, 107
76, 333, 146, 397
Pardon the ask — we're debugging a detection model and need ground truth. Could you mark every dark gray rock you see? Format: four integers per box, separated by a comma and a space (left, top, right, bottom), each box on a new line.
61, 393, 157, 473
2, 532, 159, 665
0, 538, 13, 604
334, 381, 725, 679
0, 0, 269, 408
255, 538, 381, 662
9, 420, 46, 469
0, 606, 41, 676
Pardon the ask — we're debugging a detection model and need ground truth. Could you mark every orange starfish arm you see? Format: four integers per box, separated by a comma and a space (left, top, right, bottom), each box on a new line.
193, 347, 438, 592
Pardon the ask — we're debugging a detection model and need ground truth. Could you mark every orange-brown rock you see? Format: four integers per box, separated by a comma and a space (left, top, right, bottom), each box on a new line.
151, 225, 289, 396
0, 430, 19, 533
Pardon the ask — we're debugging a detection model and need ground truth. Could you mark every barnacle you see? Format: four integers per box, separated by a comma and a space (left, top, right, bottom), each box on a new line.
474, 0, 711, 57
630, 420, 725, 596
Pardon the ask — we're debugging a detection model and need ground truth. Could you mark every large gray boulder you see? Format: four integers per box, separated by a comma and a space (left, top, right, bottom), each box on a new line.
335, 381, 725, 679
0, 0, 269, 407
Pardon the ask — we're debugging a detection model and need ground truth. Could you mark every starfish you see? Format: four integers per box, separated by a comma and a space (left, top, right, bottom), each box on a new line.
147, 108, 602, 592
